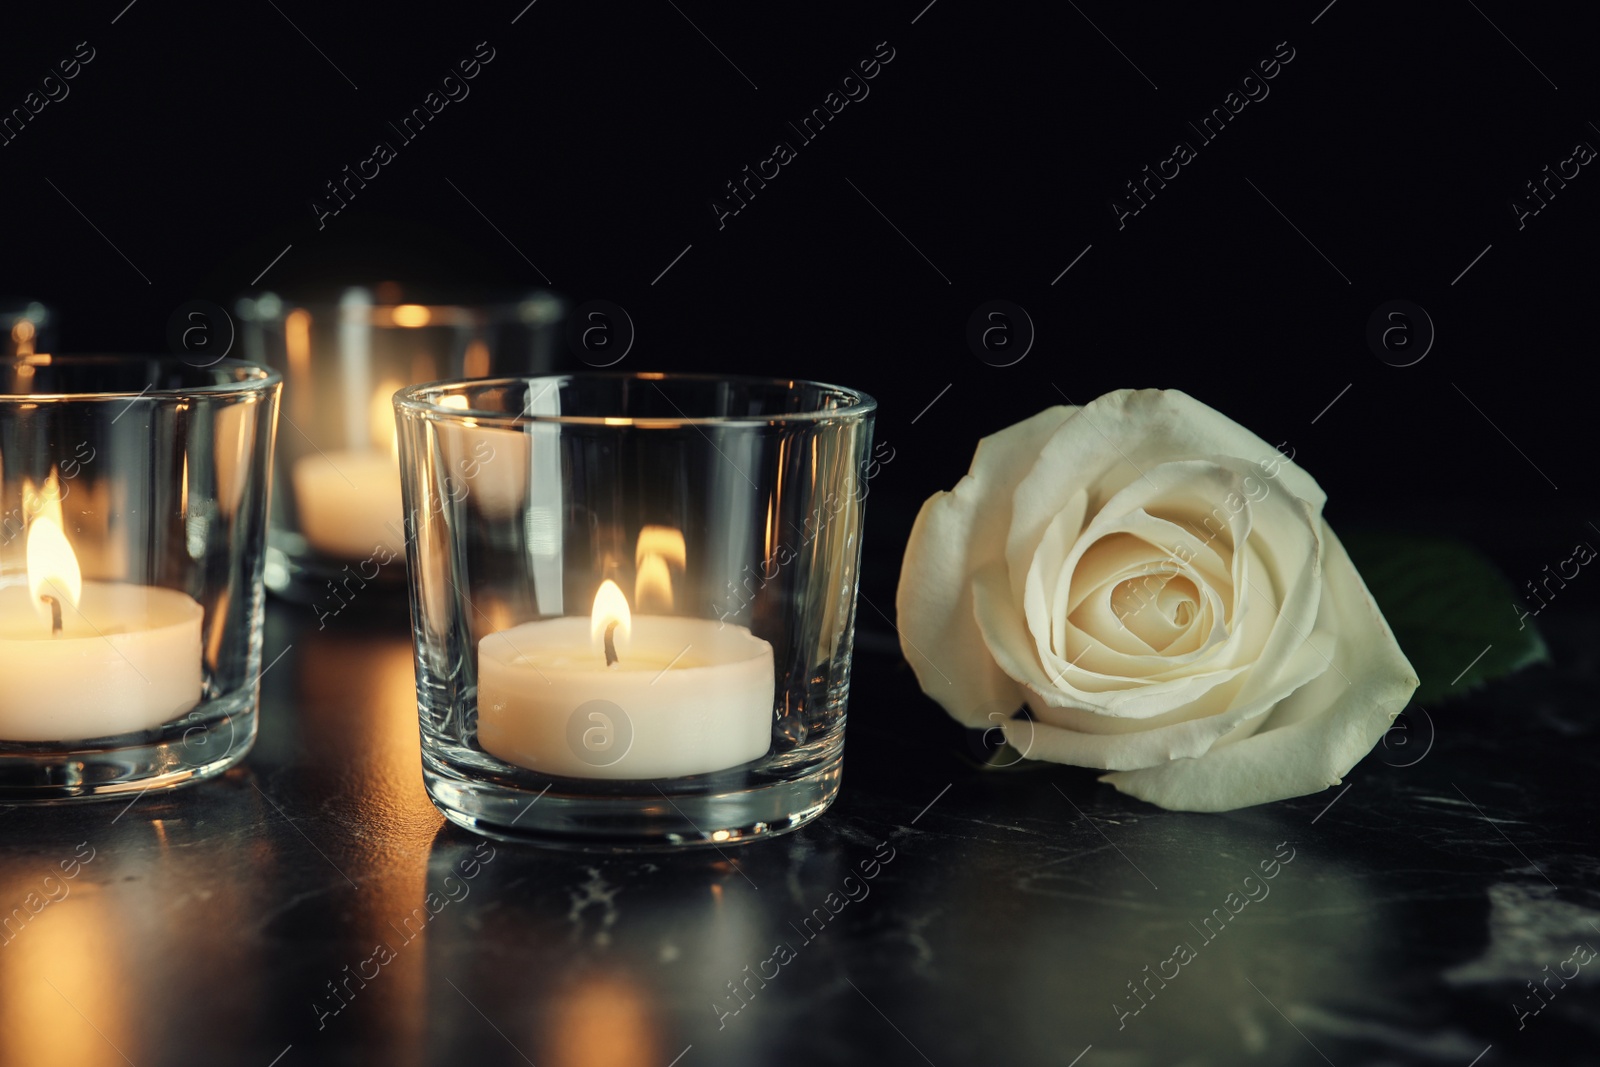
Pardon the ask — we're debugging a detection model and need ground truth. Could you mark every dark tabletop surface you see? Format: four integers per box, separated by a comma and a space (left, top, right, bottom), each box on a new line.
1, 585, 1596, 1067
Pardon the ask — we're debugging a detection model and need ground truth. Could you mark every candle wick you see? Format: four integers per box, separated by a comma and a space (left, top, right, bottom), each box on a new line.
40, 594, 62, 637
601, 617, 620, 668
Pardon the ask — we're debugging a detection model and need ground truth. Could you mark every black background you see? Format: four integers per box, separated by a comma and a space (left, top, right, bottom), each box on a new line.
4, 0, 1593, 597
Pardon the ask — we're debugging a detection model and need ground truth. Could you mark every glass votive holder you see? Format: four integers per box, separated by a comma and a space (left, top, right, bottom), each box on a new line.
0, 356, 281, 801
237, 288, 565, 609
395, 373, 877, 849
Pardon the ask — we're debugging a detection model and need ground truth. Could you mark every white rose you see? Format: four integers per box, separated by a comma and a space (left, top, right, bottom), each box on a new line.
896, 389, 1418, 812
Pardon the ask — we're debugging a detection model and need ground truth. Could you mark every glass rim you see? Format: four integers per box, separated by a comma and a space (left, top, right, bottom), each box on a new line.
235, 296, 563, 326
394, 372, 878, 427
0, 355, 282, 402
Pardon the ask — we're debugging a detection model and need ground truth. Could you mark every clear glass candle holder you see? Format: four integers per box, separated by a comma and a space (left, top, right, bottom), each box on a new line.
395, 373, 877, 849
0, 356, 281, 801
237, 288, 565, 609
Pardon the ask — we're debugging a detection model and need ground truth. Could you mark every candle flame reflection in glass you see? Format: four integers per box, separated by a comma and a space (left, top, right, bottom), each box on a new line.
635, 525, 686, 569
634, 525, 685, 612
21, 470, 65, 531
634, 555, 673, 612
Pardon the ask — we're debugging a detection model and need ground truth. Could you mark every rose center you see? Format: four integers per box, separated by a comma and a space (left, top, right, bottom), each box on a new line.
1109, 572, 1202, 651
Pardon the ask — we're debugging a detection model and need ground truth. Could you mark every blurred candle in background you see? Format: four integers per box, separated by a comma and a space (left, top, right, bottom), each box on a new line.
243, 285, 565, 603
292, 378, 406, 561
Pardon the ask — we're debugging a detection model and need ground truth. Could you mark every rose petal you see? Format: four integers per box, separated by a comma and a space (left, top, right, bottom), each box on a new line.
1059, 514, 1230, 660
1001, 460, 1271, 716
1040, 457, 1322, 709
1001, 626, 1330, 771
1229, 497, 1323, 708
1099, 524, 1418, 810
1064, 523, 1228, 619
978, 558, 1253, 716
896, 406, 1077, 726
1006, 390, 1324, 608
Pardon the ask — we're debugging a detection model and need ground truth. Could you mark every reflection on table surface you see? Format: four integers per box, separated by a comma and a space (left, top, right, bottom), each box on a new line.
0, 601, 1595, 1066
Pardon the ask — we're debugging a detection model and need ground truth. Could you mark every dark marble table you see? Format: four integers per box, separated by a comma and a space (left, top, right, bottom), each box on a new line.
1, 593, 1595, 1067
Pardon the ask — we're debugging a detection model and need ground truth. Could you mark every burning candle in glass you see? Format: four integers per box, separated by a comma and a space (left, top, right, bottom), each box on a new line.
396, 373, 875, 847
0, 507, 203, 742
477, 535, 775, 779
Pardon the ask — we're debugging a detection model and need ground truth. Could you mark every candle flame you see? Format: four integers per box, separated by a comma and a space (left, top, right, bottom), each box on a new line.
391, 304, 431, 328
284, 308, 314, 423
633, 525, 685, 612
27, 513, 81, 630
590, 579, 632, 663
11, 318, 35, 357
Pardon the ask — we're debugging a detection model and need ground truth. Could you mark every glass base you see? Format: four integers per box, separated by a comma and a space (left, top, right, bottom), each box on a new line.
422, 744, 844, 851
0, 692, 256, 803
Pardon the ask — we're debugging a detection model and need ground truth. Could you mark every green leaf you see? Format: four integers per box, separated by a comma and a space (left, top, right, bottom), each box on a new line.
1340, 531, 1549, 706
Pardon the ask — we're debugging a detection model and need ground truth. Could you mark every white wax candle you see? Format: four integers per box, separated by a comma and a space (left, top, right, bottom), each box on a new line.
477, 615, 774, 779
292, 451, 405, 560
0, 582, 203, 741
